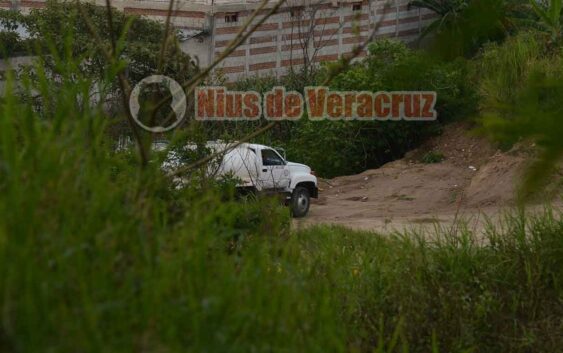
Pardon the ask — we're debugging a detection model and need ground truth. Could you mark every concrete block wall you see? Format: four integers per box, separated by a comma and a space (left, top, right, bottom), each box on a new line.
1, 0, 47, 14
211, 0, 436, 80
2, 0, 437, 81
1, 0, 210, 26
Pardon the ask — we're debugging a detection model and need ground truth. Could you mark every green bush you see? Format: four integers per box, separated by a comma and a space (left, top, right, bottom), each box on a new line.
476, 31, 563, 194
421, 151, 446, 164
284, 40, 475, 177
203, 40, 476, 178
218, 40, 477, 178
0, 31, 28, 57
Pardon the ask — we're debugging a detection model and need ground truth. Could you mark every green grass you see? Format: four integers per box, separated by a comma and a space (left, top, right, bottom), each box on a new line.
0, 90, 561, 352
421, 151, 446, 164
1, 26, 562, 353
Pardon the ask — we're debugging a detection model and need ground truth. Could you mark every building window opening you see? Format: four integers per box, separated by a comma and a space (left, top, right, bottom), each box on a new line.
225, 13, 239, 23
290, 7, 303, 17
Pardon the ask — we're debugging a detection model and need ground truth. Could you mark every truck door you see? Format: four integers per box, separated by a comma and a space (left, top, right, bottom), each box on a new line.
258, 148, 290, 190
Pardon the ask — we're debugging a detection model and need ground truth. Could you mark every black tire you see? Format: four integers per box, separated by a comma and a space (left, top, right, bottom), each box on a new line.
291, 186, 310, 218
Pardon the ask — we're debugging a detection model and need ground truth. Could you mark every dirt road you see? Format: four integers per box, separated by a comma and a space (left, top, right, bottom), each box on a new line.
295, 123, 562, 234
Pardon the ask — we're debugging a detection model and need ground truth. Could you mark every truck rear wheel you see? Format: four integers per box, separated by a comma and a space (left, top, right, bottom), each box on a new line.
291, 186, 310, 218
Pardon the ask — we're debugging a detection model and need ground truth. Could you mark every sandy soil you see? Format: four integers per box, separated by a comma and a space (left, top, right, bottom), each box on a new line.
294, 122, 562, 235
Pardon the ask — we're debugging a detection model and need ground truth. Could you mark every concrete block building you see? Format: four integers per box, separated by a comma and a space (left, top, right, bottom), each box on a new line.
1, 0, 436, 81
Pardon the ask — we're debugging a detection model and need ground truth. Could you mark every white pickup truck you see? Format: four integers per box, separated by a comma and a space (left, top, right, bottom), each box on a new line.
155, 141, 318, 218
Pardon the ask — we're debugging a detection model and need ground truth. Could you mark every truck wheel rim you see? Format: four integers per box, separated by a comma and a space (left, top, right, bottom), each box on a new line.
297, 192, 309, 212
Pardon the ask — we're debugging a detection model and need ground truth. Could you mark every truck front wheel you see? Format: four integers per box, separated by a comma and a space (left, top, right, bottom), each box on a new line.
291, 186, 310, 218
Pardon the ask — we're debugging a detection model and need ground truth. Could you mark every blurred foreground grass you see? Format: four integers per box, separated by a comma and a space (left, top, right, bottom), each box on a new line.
0, 7, 562, 351
0, 70, 562, 352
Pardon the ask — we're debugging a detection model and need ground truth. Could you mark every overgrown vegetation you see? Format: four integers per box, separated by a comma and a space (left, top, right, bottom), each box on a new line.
1, 72, 562, 350
421, 150, 446, 163
1, 93, 561, 351
408, 0, 524, 58
226, 40, 474, 177
0, 2, 197, 81
476, 31, 563, 195
0, 0, 562, 352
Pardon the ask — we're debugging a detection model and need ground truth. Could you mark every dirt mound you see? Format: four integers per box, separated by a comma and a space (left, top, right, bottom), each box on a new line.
464, 151, 528, 207
404, 122, 497, 169
297, 122, 561, 233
